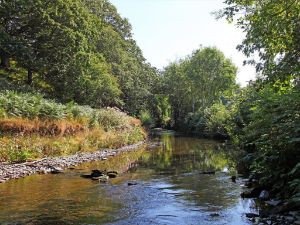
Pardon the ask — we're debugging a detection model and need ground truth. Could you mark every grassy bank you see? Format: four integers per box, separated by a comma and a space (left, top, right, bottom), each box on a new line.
0, 91, 146, 162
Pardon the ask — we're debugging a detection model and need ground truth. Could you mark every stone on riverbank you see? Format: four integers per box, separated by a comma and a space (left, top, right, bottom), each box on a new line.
0, 141, 145, 183
241, 187, 263, 198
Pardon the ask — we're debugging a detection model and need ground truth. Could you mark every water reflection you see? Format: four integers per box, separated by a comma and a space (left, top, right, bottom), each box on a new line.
0, 133, 256, 225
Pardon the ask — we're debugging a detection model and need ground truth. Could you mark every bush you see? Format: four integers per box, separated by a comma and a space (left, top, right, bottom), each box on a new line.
0, 91, 146, 162
0, 91, 140, 131
183, 102, 230, 138
227, 83, 300, 198
205, 102, 230, 135
139, 110, 154, 128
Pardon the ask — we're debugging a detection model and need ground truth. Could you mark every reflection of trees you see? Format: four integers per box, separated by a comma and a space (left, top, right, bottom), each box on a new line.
141, 133, 236, 174
140, 134, 241, 209
0, 147, 150, 224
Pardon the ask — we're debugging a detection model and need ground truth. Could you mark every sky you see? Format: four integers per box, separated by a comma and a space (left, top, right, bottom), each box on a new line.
110, 0, 257, 86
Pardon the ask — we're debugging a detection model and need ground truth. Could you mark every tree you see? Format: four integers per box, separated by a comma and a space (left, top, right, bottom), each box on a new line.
162, 47, 237, 129
83, 0, 159, 115
0, 0, 159, 111
220, 0, 300, 82
186, 47, 237, 109
220, 0, 300, 199
0, 0, 98, 84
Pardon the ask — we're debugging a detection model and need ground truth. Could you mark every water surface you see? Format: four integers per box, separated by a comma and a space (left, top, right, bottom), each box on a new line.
0, 133, 257, 224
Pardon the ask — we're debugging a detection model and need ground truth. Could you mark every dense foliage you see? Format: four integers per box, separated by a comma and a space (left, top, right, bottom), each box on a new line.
220, 0, 300, 201
220, 0, 300, 81
0, 91, 140, 130
0, 91, 145, 162
0, 0, 158, 114
160, 47, 237, 136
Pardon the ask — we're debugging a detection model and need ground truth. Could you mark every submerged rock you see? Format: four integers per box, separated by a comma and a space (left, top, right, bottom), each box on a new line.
231, 176, 237, 183
265, 200, 282, 206
259, 190, 270, 201
241, 187, 263, 198
128, 182, 137, 186
200, 171, 215, 175
245, 179, 259, 188
92, 175, 109, 182
107, 171, 118, 178
245, 213, 259, 218
50, 166, 63, 174
91, 169, 105, 177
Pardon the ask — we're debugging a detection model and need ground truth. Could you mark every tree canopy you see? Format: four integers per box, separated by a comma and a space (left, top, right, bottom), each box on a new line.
0, 0, 158, 113
220, 0, 300, 82
161, 47, 237, 130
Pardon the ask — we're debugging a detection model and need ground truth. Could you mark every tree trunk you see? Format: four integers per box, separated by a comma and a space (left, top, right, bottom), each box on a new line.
27, 69, 33, 85
0, 50, 10, 69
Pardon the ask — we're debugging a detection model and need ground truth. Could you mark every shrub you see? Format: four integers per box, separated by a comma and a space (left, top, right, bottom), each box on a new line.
139, 110, 154, 128
227, 83, 300, 198
0, 91, 146, 162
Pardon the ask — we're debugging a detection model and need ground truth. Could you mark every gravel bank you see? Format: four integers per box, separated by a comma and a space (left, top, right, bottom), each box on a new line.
0, 141, 146, 183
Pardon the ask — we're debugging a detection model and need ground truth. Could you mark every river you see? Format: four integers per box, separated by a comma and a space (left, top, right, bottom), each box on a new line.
0, 132, 257, 225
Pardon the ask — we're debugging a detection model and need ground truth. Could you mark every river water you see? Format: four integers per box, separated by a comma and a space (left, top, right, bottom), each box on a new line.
0, 132, 257, 225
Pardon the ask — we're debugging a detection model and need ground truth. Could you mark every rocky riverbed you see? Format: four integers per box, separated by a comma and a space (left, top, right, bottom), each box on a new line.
0, 141, 147, 183
241, 180, 300, 225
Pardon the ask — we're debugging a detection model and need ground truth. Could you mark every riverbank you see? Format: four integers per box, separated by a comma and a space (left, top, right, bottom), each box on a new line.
0, 91, 146, 162
0, 140, 147, 183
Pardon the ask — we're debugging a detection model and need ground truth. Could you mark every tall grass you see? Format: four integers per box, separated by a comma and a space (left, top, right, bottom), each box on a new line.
0, 91, 146, 162
0, 91, 137, 130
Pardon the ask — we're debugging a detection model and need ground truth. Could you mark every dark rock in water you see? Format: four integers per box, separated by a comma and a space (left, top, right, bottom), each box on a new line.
92, 175, 109, 183
245, 213, 259, 218
245, 178, 259, 188
128, 182, 137, 186
258, 209, 271, 218
231, 176, 237, 183
201, 171, 215, 175
265, 200, 282, 206
266, 219, 272, 225
91, 175, 109, 182
241, 187, 263, 198
107, 172, 118, 178
50, 170, 63, 174
259, 190, 270, 200
49, 166, 63, 174
91, 169, 104, 177
81, 174, 92, 179
107, 171, 118, 175
210, 213, 220, 217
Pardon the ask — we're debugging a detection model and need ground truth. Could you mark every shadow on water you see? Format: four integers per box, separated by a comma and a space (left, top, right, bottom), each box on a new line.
0, 132, 257, 225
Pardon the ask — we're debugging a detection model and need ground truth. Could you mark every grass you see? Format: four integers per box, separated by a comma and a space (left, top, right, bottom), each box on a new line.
0, 91, 146, 163
0, 127, 145, 162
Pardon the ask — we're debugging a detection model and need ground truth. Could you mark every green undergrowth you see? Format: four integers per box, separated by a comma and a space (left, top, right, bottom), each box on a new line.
0, 91, 146, 163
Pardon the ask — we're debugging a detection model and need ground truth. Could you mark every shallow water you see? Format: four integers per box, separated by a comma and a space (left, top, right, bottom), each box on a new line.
0, 133, 257, 225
